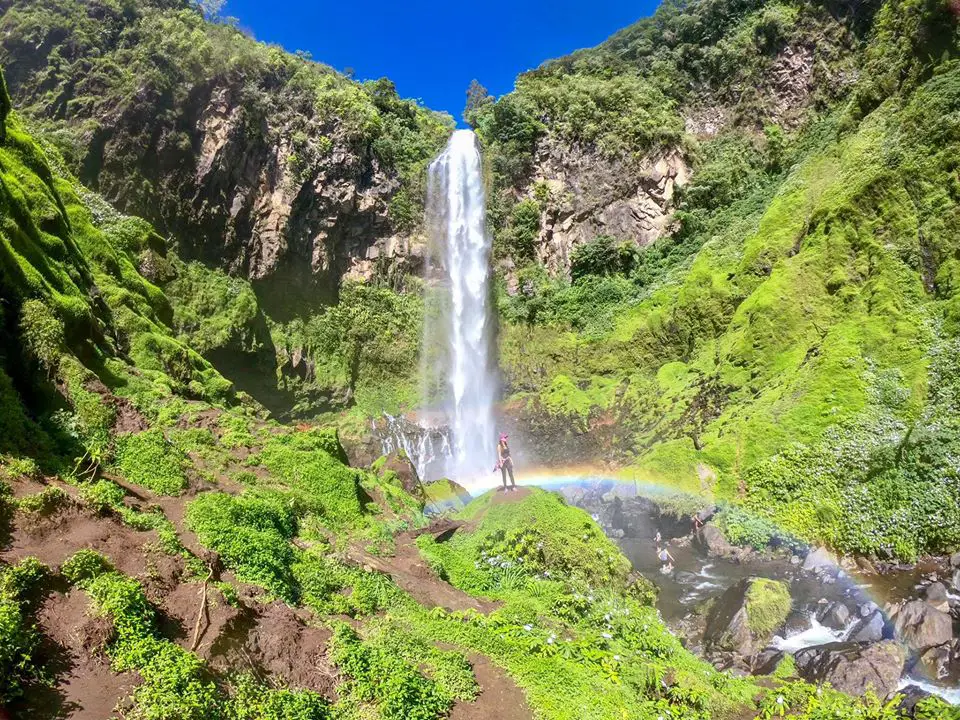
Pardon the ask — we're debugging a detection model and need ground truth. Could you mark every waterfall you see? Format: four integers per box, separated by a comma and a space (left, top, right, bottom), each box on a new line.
426, 130, 498, 482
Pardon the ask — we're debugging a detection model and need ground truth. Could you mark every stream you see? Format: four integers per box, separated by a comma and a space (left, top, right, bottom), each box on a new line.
554, 478, 960, 707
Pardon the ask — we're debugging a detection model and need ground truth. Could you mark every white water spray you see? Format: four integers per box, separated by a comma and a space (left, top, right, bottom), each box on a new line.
427, 130, 498, 482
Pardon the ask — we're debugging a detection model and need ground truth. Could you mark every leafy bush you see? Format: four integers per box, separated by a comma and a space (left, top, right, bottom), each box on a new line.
114, 429, 188, 495
79, 479, 127, 513
62, 549, 114, 585
329, 623, 449, 720
186, 491, 298, 601
0, 558, 48, 703
570, 236, 640, 282
16, 486, 69, 515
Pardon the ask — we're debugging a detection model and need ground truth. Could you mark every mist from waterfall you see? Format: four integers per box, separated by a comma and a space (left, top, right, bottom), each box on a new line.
425, 129, 498, 483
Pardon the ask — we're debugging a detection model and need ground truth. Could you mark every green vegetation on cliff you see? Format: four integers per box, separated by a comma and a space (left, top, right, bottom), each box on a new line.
483, 0, 960, 561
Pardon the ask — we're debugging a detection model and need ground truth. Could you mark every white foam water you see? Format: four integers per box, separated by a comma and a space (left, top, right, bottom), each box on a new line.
772, 617, 848, 653
427, 130, 498, 483
898, 677, 960, 706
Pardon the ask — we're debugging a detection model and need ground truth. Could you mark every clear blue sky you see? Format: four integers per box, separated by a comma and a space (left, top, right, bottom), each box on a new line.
222, 0, 661, 123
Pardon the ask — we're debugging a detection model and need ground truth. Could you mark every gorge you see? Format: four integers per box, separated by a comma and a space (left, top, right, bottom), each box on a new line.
1, 0, 960, 718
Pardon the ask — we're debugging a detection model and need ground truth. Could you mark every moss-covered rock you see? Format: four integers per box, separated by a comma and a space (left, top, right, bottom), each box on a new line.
745, 578, 792, 640
704, 577, 791, 656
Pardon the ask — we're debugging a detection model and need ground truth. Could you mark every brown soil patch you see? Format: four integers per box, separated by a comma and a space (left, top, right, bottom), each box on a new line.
12, 587, 139, 720
177, 407, 223, 435
2, 504, 159, 579
490, 487, 533, 506
208, 602, 336, 698
348, 532, 497, 614
450, 654, 532, 720
7, 477, 50, 498
159, 579, 241, 654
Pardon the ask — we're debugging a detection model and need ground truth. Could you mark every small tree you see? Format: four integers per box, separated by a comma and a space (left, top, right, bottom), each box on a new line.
463, 79, 493, 127
194, 0, 225, 19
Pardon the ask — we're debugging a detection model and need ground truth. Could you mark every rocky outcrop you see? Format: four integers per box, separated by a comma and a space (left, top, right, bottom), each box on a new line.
525, 143, 690, 277
0, 1, 446, 309
703, 578, 790, 658
890, 600, 954, 653
423, 479, 472, 513
794, 641, 905, 697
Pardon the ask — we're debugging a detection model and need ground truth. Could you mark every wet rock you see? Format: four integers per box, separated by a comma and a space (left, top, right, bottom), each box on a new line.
893, 600, 954, 652
923, 582, 951, 613
783, 610, 812, 637
950, 551, 960, 569
802, 547, 837, 572
895, 684, 934, 717
703, 578, 791, 657
794, 641, 906, 697
752, 649, 785, 676
696, 523, 735, 557
918, 643, 954, 680
859, 601, 880, 618
817, 601, 851, 631
423, 479, 472, 513
379, 451, 424, 502
847, 610, 886, 643
674, 571, 699, 585
952, 570, 960, 593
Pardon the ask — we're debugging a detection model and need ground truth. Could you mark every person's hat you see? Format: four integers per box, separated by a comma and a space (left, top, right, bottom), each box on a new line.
499, 433, 508, 441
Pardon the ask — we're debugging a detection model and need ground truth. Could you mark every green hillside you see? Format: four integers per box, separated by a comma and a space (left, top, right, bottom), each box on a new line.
473, 0, 960, 560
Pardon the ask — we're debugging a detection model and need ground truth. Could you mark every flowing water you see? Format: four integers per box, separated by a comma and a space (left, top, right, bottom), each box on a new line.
424, 130, 498, 482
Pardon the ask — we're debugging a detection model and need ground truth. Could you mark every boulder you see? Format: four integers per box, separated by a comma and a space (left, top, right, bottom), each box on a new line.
952, 570, 960, 593
704, 578, 791, 656
950, 551, 960, 569
918, 643, 954, 680
752, 648, 786, 676
895, 684, 934, 717
696, 523, 735, 557
802, 547, 837, 572
894, 600, 953, 652
378, 451, 424, 502
847, 610, 886, 643
817, 601, 851, 631
794, 641, 906, 697
423, 478, 472, 513
923, 582, 951, 613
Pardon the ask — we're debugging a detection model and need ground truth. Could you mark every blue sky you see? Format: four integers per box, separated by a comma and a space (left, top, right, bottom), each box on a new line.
222, 0, 661, 123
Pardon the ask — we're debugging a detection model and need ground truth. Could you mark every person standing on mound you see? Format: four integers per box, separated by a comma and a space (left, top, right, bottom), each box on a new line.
495, 433, 516, 491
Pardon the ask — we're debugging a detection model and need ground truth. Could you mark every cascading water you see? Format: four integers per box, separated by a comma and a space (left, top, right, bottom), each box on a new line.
425, 130, 498, 483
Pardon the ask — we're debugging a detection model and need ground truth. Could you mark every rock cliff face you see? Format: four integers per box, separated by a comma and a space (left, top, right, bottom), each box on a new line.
0, 0, 449, 310
530, 142, 690, 275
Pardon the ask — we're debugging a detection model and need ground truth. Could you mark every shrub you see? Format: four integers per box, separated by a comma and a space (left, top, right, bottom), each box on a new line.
0, 558, 48, 703
16, 486, 70, 515
114, 428, 188, 495
329, 623, 449, 720
80, 479, 127, 513
186, 491, 298, 601
570, 236, 639, 281
62, 549, 114, 585
20, 299, 65, 372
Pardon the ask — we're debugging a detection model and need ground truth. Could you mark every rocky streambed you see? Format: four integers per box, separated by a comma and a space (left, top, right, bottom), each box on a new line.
558, 479, 960, 713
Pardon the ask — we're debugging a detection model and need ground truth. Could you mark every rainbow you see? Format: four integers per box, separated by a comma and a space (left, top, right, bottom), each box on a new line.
428, 465, 960, 704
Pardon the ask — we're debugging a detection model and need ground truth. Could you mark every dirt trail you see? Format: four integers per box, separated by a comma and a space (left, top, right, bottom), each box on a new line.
348, 518, 498, 614
13, 586, 139, 720
450, 654, 533, 720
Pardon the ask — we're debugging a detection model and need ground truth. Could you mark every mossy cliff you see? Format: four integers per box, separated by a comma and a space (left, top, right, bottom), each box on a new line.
480, 0, 960, 562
